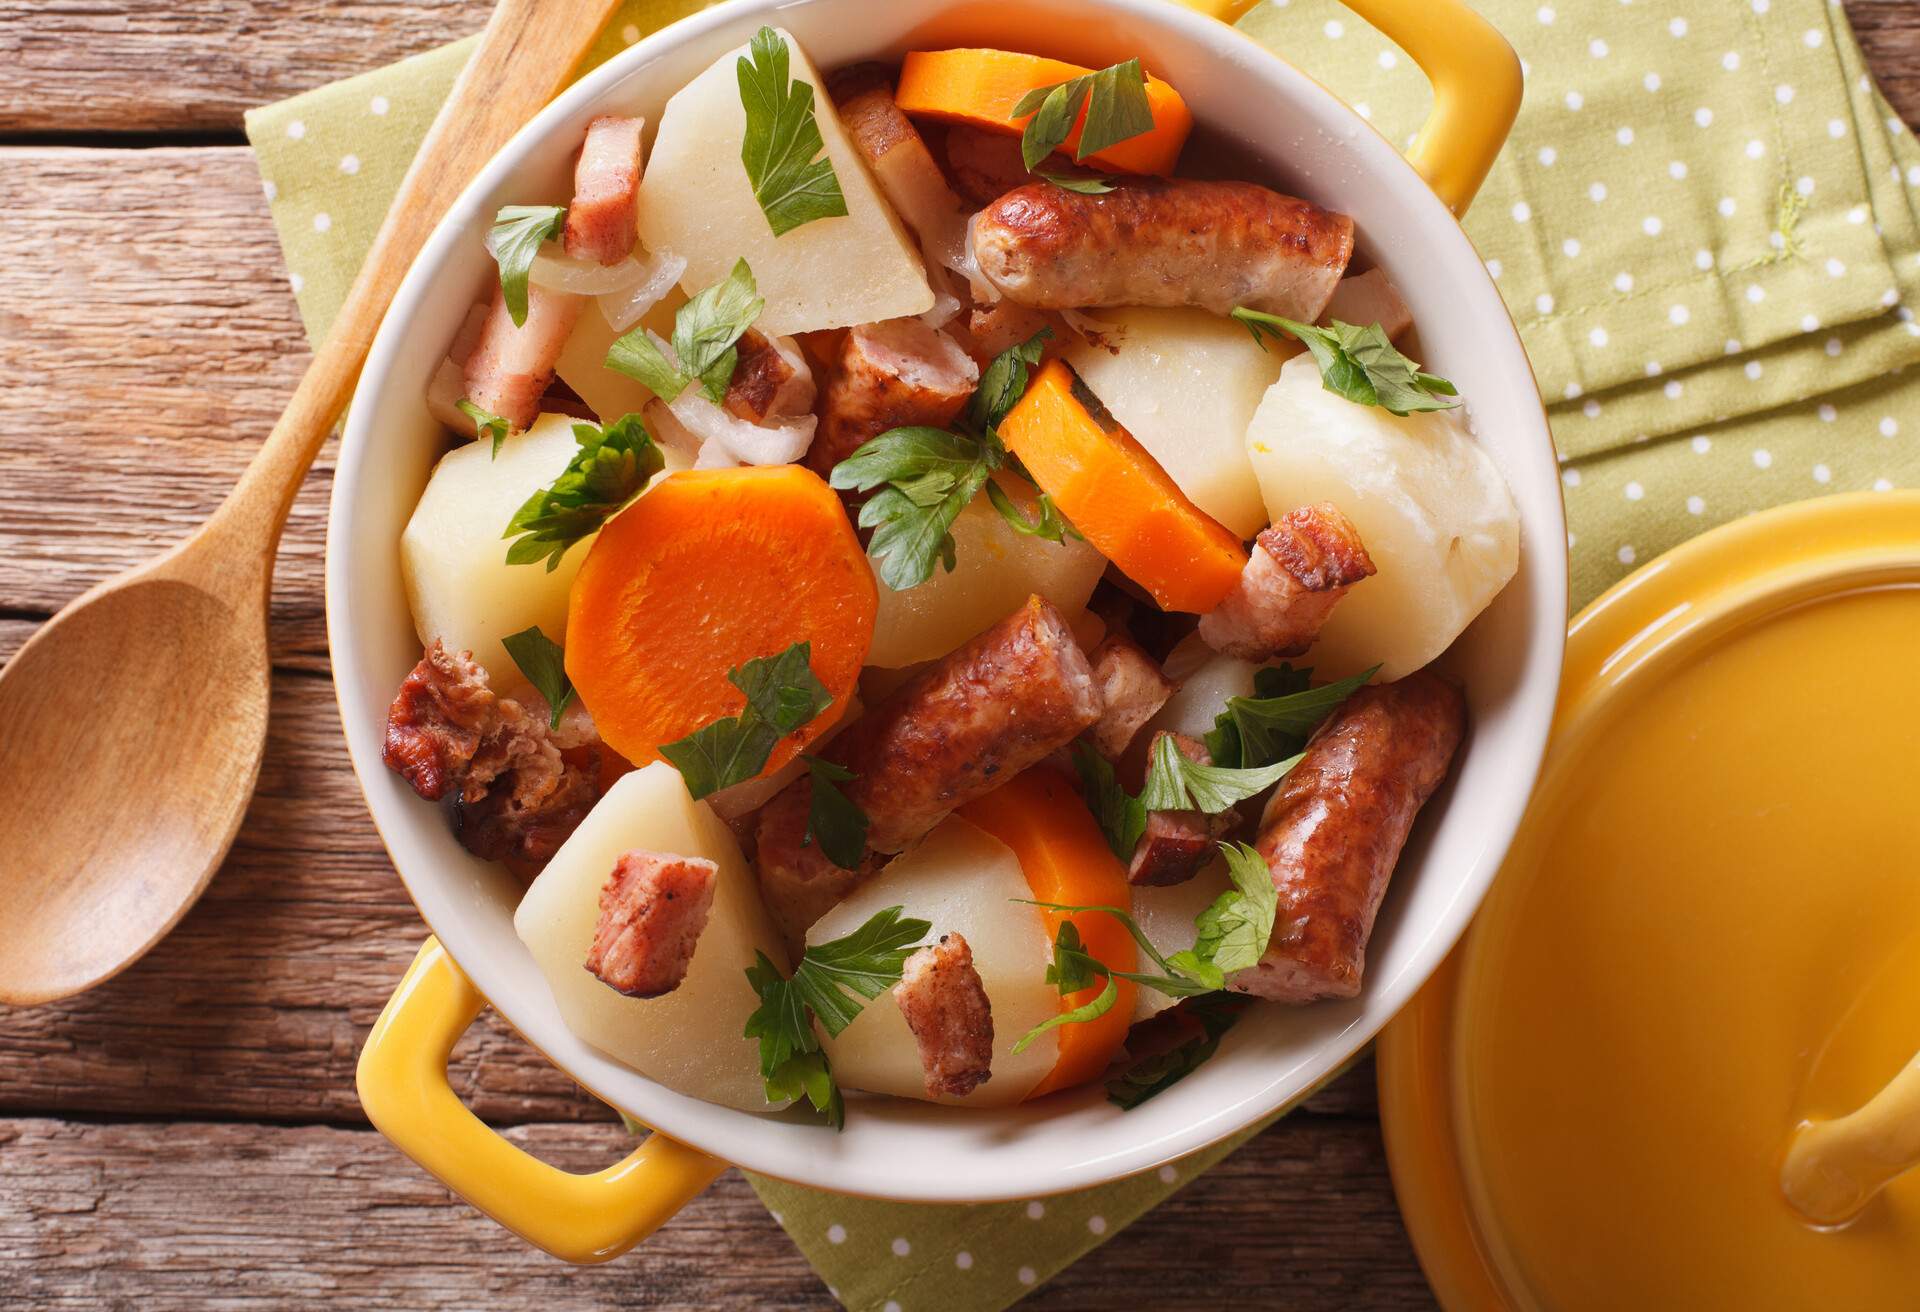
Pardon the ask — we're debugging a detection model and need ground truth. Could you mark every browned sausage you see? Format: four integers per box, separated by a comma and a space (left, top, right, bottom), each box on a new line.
806, 317, 979, 477
1198, 504, 1376, 661
970, 179, 1355, 320
893, 933, 994, 1097
942, 126, 1032, 207
584, 851, 716, 998
1088, 633, 1177, 761
755, 595, 1102, 942
563, 115, 645, 265
1228, 671, 1465, 1003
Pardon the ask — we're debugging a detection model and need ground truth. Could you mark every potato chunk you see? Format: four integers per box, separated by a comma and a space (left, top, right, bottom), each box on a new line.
636, 29, 933, 336
401, 413, 596, 687
1129, 858, 1231, 1022
1064, 308, 1282, 539
810, 818, 1058, 1106
513, 763, 790, 1113
1244, 355, 1518, 679
867, 482, 1107, 668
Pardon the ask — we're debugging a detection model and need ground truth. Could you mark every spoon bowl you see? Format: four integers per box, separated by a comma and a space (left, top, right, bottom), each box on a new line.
0, 562, 269, 1004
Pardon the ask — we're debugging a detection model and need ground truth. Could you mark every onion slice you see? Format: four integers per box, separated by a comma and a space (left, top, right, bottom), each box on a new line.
598, 248, 686, 331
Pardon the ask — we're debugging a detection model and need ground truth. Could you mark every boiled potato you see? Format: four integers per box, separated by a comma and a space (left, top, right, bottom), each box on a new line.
1130, 859, 1232, 1022
1244, 355, 1518, 680
810, 818, 1058, 1106
867, 481, 1107, 667
401, 413, 597, 686
1143, 631, 1270, 743
513, 763, 790, 1113
1064, 308, 1282, 539
636, 29, 933, 336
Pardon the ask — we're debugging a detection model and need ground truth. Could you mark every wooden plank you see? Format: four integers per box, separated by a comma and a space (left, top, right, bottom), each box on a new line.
0, 0, 487, 135
0, 0, 1915, 137
0, 1115, 1429, 1309
0, 146, 326, 667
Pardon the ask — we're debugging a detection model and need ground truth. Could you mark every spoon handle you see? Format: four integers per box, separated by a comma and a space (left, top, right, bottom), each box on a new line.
1782, 1048, 1920, 1225
203, 0, 624, 575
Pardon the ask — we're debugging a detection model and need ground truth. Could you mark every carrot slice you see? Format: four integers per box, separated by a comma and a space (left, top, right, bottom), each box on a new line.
896, 49, 1192, 176
959, 765, 1137, 1099
564, 466, 876, 772
999, 360, 1248, 613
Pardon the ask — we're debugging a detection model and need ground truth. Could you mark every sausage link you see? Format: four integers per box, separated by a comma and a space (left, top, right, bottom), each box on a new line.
970, 179, 1354, 320
1228, 671, 1465, 1003
755, 595, 1102, 942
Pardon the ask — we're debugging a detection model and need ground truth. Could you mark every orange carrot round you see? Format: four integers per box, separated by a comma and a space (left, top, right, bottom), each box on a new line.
999, 359, 1248, 613
959, 765, 1137, 1099
896, 49, 1192, 176
565, 466, 876, 772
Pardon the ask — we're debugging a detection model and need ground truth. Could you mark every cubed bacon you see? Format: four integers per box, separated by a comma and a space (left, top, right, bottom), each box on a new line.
584, 851, 718, 998
1129, 733, 1238, 887
1197, 504, 1377, 662
382, 641, 599, 868
462, 282, 585, 432
563, 115, 646, 266
893, 933, 994, 1098
963, 301, 1054, 364
1087, 633, 1178, 760
724, 329, 816, 424
1321, 268, 1413, 341
808, 317, 979, 476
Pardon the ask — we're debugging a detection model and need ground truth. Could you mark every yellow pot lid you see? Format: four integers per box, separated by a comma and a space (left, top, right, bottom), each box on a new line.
1378, 491, 1920, 1311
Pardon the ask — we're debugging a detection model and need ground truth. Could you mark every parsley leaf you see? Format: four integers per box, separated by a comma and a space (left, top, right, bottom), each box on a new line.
1232, 310, 1459, 416
485, 204, 566, 328
737, 26, 849, 237
1165, 842, 1278, 986
1071, 740, 1148, 862
1139, 733, 1302, 814
742, 905, 933, 1127
1204, 665, 1378, 769
1011, 58, 1154, 171
1011, 971, 1118, 1054
456, 399, 512, 458
606, 259, 764, 404
657, 642, 833, 798
984, 481, 1080, 544
831, 427, 1003, 590
801, 756, 868, 870
1105, 993, 1249, 1110
969, 329, 1054, 431
502, 413, 664, 570
500, 626, 572, 730
1034, 166, 1115, 194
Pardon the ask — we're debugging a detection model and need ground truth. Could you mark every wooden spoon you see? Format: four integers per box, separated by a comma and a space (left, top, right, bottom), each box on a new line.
0, 0, 623, 1006
1782, 1049, 1920, 1225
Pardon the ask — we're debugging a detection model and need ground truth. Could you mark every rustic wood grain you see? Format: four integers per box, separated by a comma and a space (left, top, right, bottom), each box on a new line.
0, 1115, 1427, 1310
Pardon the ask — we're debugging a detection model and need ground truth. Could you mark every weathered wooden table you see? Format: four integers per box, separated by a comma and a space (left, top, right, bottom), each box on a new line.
3, 3, 1916, 1306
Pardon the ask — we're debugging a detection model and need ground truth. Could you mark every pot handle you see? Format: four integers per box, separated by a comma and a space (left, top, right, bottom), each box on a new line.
1176, 0, 1521, 216
357, 938, 727, 1263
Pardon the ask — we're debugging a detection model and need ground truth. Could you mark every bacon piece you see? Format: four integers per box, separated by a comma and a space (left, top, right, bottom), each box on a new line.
1198, 505, 1377, 662
584, 851, 718, 998
1129, 733, 1238, 887
563, 115, 646, 266
462, 282, 586, 432
963, 301, 1054, 363
1087, 633, 1178, 760
943, 126, 1031, 207
724, 329, 816, 424
833, 75, 968, 251
807, 317, 979, 477
1321, 268, 1413, 341
382, 641, 598, 867
893, 933, 994, 1098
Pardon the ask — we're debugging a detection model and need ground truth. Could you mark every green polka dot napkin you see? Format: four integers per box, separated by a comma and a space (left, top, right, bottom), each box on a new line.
245, 0, 1920, 1305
